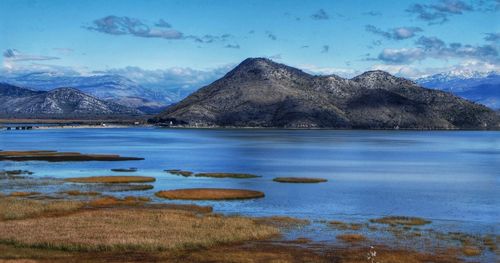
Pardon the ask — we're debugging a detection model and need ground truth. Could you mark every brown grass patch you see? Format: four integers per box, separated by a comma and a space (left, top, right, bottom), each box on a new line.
155, 188, 265, 200
0, 170, 32, 180
272, 177, 327, 183
165, 169, 194, 177
65, 176, 155, 184
9, 192, 40, 197
0, 208, 279, 251
59, 190, 101, 196
110, 168, 137, 172
482, 235, 497, 251
88, 196, 150, 207
0, 242, 464, 263
329, 221, 363, 230
151, 203, 213, 213
0, 197, 84, 220
0, 150, 143, 162
0, 170, 34, 180
254, 216, 310, 228
336, 234, 366, 243
195, 173, 261, 179
461, 246, 482, 256
107, 184, 154, 192
370, 216, 431, 226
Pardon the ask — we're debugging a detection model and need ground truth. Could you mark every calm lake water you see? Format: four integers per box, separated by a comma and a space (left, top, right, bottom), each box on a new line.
1, 128, 499, 240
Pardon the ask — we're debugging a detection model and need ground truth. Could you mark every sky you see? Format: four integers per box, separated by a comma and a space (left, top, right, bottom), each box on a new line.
0, 0, 499, 88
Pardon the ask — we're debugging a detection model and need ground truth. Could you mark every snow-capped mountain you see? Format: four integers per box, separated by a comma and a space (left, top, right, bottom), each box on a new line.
416, 71, 500, 109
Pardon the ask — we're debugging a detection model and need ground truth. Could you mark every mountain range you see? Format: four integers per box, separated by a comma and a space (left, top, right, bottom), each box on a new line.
151, 58, 499, 129
0, 83, 141, 119
0, 73, 174, 113
416, 71, 499, 110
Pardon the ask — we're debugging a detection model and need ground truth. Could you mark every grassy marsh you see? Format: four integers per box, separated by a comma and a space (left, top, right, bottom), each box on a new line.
370, 216, 431, 226
0, 197, 84, 221
155, 188, 265, 200
272, 177, 327, 183
329, 221, 363, 230
0, 208, 279, 252
336, 233, 366, 243
88, 196, 151, 207
0, 150, 143, 162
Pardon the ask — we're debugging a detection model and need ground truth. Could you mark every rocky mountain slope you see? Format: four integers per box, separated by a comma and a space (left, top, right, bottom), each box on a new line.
152, 58, 499, 129
417, 71, 499, 109
0, 83, 142, 119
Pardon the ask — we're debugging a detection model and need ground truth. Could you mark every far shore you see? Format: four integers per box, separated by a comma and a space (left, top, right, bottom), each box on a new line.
0, 118, 499, 131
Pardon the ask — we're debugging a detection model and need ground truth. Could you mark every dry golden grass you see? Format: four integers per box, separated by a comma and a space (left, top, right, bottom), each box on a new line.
461, 246, 482, 256
8, 192, 40, 197
0, 150, 143, 162
59, 190, 101, 196
155, 188, 265, 200
0, 208, 279, 252
195, 173, 260, 179
0, 197, 84, 220
336, 234, 366, 243
329, 221, 363, 230
370, 216, 431, 226
65, 176, 155, 184
273, 177, 327, 183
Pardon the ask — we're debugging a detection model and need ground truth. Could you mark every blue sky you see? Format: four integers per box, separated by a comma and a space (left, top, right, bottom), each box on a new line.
0, 0, 498, 85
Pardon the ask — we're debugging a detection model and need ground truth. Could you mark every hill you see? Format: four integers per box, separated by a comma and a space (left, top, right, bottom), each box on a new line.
151, 58, 499, 129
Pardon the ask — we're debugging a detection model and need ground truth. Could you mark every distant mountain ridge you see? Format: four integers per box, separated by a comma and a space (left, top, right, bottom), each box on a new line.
0, 83, 142, 119
152, 58, 499, 129
417, 71, 499, 109
0, 73, 174, 113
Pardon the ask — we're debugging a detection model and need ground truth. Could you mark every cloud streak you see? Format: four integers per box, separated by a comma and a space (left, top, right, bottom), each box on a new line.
86, 16, 233, 44
321, 45, 330, 53
3, 49, 60, 62
365, 25, 423, 40
484, 32, 500, 43
311, 9, 329, 20
406, 0, 473, 24
86, 16, 184, 39
266, 31, 277, 40
376, 36, 499, 63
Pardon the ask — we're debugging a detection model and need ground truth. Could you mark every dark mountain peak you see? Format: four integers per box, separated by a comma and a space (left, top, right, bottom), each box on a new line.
223, 57, 311, 82
239, 57, 275, 67
352, 70, 395, 80
351, 70, 414, 88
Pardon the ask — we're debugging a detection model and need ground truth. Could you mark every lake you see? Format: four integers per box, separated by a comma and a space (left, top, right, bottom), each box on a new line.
1, 128, 498, 242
